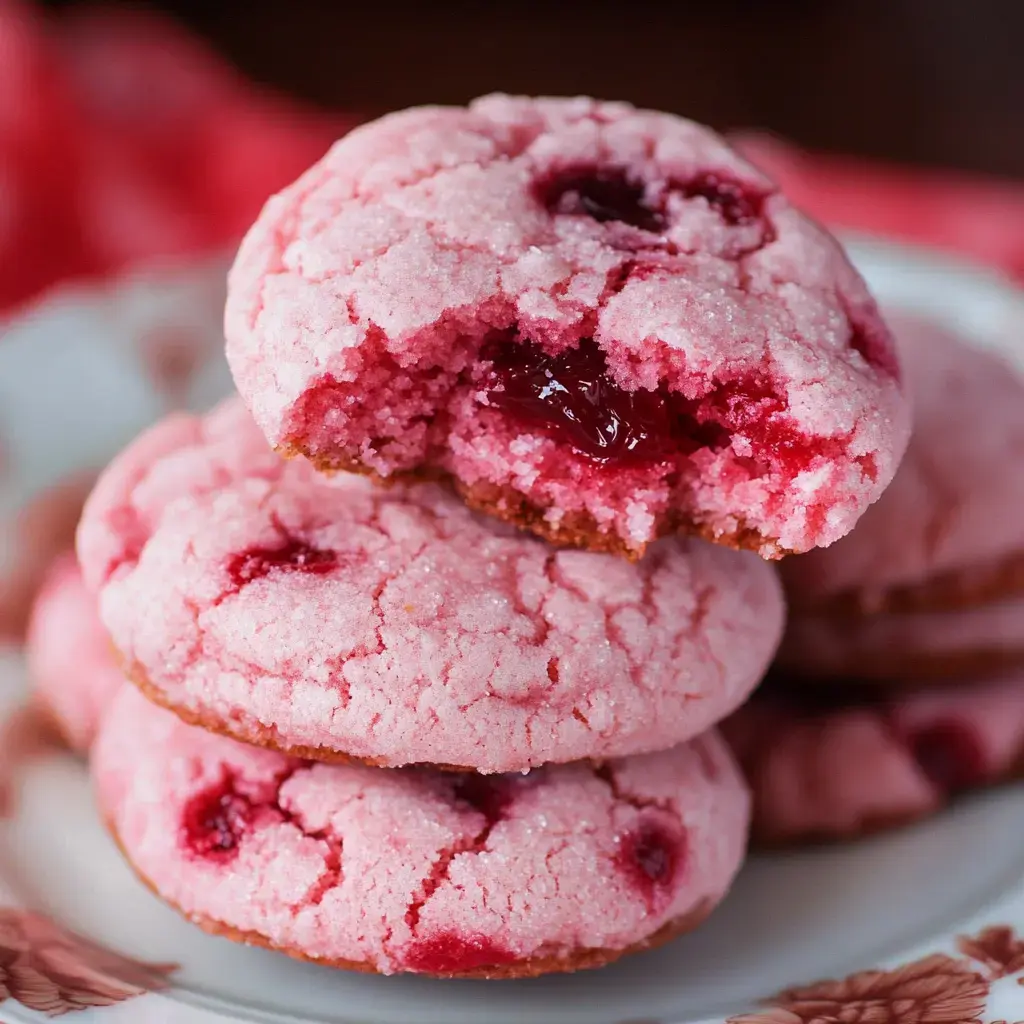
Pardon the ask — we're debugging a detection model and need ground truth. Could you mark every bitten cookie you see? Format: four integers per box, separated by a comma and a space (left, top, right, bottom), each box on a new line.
77, 399, 784, 773
779, 315, 1024, 681
225, 93, 908, 559
95, 686, 750, 978
723, 671, 1024, 846
25, 553, 121, 753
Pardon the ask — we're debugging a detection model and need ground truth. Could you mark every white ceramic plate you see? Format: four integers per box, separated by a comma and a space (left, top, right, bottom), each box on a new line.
0, 238, 1023, 1024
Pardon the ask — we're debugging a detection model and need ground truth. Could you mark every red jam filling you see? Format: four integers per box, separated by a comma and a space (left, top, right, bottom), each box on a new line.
615, 816, 685, 911
180, 774, 253, 860
226, 534, 337, 591
402, 932, 517, 974
486, 336, 733, 464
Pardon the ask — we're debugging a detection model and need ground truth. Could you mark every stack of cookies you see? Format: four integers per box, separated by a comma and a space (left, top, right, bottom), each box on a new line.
728, 312, 1024, 846
36, 95, 913, 978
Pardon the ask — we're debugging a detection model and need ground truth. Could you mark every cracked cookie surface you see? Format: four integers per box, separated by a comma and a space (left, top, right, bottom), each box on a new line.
94, 687, 749, 977
76, 399, 783, 772
225, 93, 908, 559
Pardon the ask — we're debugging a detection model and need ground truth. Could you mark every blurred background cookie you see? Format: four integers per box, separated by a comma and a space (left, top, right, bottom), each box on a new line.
778, 314, 1024, 683
724, 671, 1024, 846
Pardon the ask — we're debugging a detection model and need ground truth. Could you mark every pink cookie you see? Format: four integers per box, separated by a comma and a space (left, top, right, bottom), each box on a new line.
777, 592, 1024, 682
782, 314, 1024, 615
25, 553, 121, 753
723, 672, 1024, 846
77, 399, 783, 773
0, 475, 95, 643
225, 94, 908, 559
94, 686, 749, 978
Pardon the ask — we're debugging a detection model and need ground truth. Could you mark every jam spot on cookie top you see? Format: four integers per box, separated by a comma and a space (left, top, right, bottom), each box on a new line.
679, 170, 768, 228
486, 337, 702, 464
402, 931, 518, 975
180, 773, 253, 860
537, 166, 666, 233
226, 533, 338, 591
536, 165, 772, 241
486, 336, 840, 476
909, 720, 988, 792
615, 814, 685, 912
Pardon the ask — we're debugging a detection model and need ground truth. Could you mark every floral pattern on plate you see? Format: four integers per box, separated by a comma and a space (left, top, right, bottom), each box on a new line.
0, 908, 172, 1017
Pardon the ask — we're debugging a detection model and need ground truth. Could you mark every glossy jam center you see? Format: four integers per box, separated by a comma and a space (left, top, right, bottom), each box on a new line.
484, 334, 837, 474
487, 336, 744, 464
488, 337, 680, 463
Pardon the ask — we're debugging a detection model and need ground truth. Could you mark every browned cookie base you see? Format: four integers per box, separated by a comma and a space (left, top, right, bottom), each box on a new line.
786, 551, 1024, 618
107, 819, 712, 979
280, 443, 784, 561
782, 645, 1024, 686
455, 479, 777, 561
126, 664, 485, 772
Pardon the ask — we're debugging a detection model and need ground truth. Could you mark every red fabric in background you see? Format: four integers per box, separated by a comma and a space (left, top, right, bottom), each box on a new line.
0, 0, 91, 311
0, 0, 353, 315
2, 0, 1022, 317
734, 133, 1024, 284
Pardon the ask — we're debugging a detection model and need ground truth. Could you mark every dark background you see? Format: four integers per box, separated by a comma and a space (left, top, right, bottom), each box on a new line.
42, 0, 1024, 179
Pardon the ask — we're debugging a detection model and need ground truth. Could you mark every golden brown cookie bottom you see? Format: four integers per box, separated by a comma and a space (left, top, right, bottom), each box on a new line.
281, 443, 786, 562
125, 664, 483, 772
107, 819, 712, 979
780, 645, 1024, 687
787, 550, 1024, 618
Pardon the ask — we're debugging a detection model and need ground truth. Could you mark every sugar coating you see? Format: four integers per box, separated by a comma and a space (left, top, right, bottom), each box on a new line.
225, 94, 908, 558
94, 687, 749, 975
782, 314, 1024, 610
778, 592, 1024, 680
76, 399, 784, 772
25, 553, 121, 752
724, 671, 1024, 844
